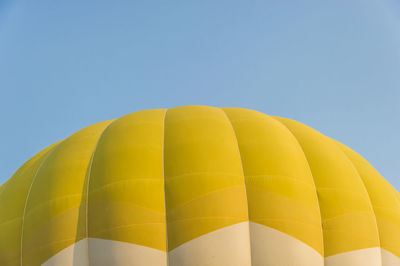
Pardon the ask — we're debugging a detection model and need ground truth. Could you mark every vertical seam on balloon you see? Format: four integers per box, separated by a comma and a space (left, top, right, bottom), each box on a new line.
220, 108, 253, 266
330, 139, 383, 266
20, 142, 62, 266
162, 109, 170, 266
269, 116, 325, 262
84, 120, 115, 266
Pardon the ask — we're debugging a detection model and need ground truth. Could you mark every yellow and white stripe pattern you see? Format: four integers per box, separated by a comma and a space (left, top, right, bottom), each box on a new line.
0, 106, 399, 266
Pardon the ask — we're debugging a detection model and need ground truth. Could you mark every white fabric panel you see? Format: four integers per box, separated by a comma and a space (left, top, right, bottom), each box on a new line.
325, 247, 381, 266
168, 222, 252, 266
42, 239, 88, 266
88, 238, 167, 266
43, 228, 398, 266
250, 222, 323, 266
381, 249, 400, 266
42, 238, 166, 266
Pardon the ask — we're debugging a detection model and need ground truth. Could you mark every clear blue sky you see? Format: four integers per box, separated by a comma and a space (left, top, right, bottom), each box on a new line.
0, 0, 399, 189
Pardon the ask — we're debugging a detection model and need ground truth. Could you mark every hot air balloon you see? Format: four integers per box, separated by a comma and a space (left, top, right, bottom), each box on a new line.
0, 106, 399, 266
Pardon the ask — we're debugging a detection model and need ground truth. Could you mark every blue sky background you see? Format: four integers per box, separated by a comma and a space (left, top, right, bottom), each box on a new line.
0, 0, 399, 189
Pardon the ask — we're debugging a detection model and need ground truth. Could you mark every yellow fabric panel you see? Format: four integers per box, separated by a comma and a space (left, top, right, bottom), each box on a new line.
274, 117, 380, 256
222, 108, 323, 255
333, 140, 400, 258
164, 106, 249, 250
0, 144, 58, 266
88, 109, 167, 251
21, 121, 112, 266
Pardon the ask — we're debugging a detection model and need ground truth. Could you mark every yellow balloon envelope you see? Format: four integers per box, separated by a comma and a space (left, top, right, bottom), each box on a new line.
0, 106, 399, 266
